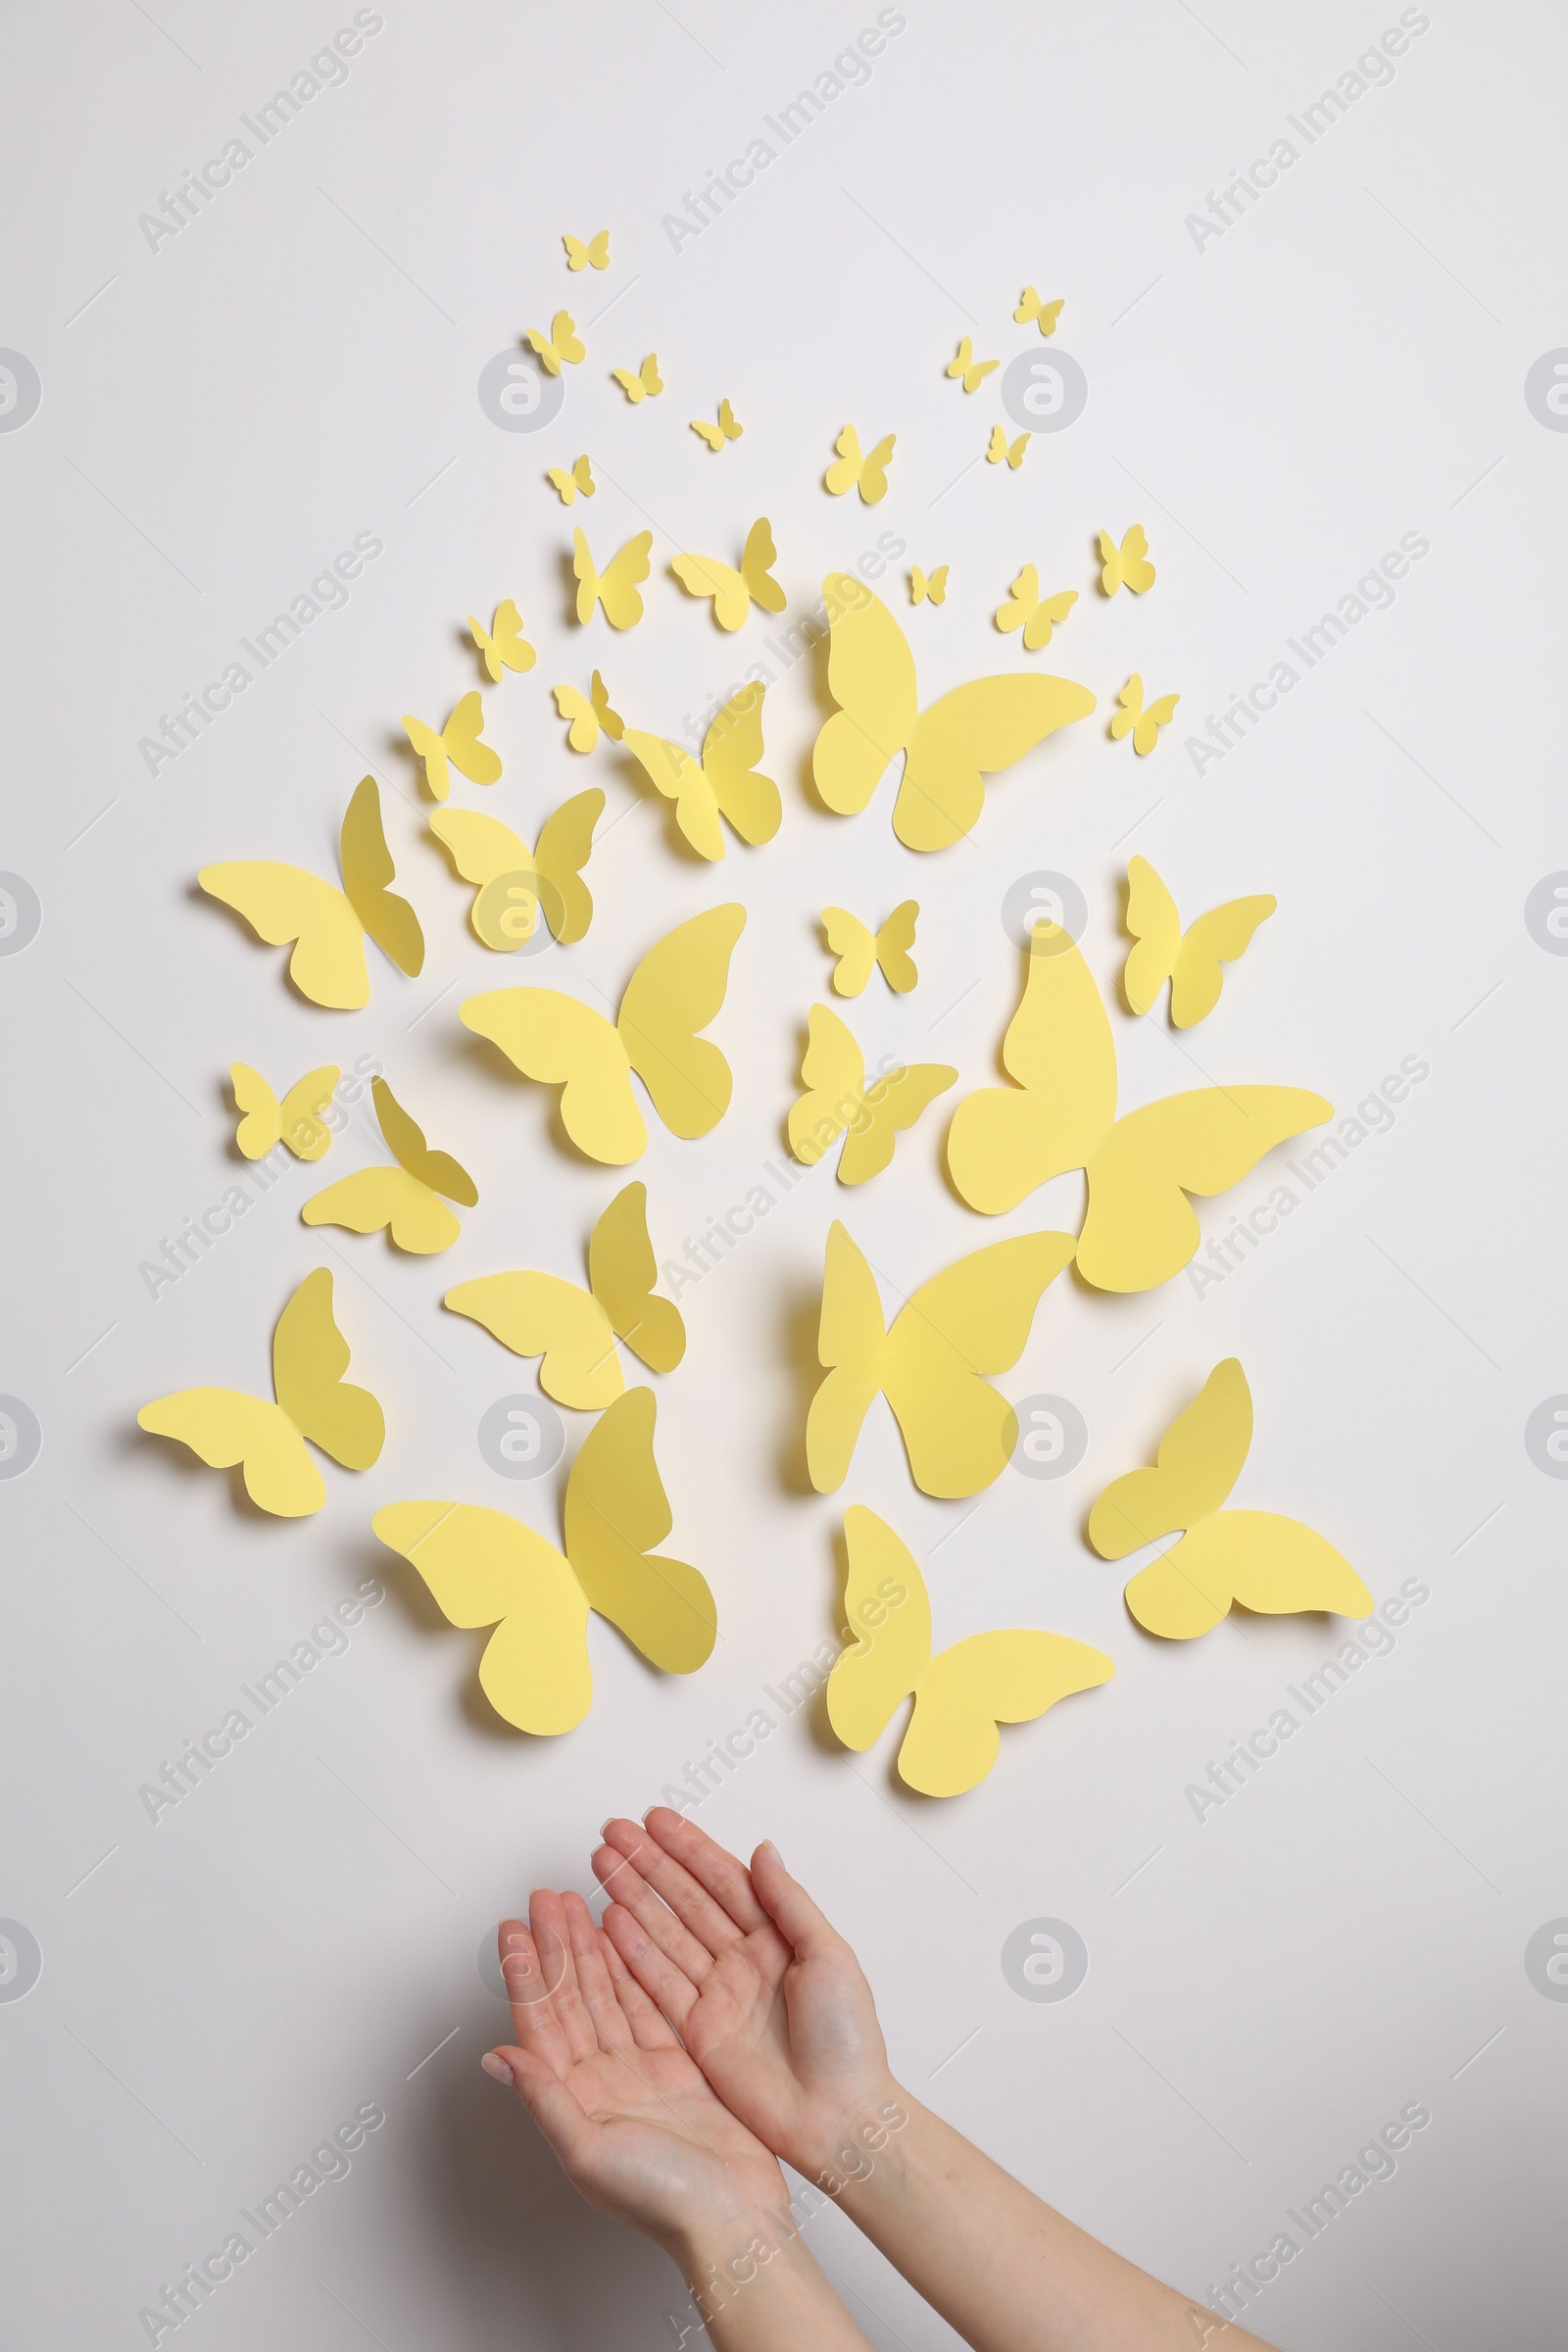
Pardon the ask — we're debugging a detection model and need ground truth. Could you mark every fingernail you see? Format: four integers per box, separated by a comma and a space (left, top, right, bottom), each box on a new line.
481, 2052, 514, 2085
760, 1838, 780, 1860
600, 1819, 616, 1836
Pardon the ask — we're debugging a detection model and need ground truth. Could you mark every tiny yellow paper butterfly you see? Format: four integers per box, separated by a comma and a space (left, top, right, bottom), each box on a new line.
671, 517, 785, 632
824, 423, 895, 504
1110, 673, 1179, 756
525, 310, 585, 374
612, 353, 662, 403
1099, 524, 1155, 596
230, 1063, 339, 1162
467, 601, 536, 682
623, 685, 778, 862
1123, 857, 1276, 1028
403, 691, 502, 799
546, 454, 595, 505
1014, 287, 1063, 336
987, 425, 1030, 468
572, 529, 653, 629
690, 398, 743, 450
909, 565, 948, 606
563, 229, 611, 271
946, 336, 998, 392
304, 1076, 477, 1256
554, 671, 624, 753
429, 790, 603, 951
788, 1006, 955, 1188
995, 567, 1077, 652
821, 902, 918, 996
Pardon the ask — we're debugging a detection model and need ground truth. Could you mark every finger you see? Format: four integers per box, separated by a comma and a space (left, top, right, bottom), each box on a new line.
590, 1841, 718, 1984
639, 1808, 772, 1936
600, 1814, 759, 1952
749, 1840, 843, 1959
601, 1928, 682, 2050
487, 2047, 597, 2179
497, 1921, 572, 2075
562, 1890, 630, 2052
529, 1889, 599, 2065
600, 1897, 702, 2030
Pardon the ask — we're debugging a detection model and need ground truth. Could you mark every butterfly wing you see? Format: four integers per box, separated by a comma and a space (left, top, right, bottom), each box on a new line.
640, 354, 662, 395
806, 1221, 888, 1494
740, 516, 786, 613
588, 1180, 686, 1375
875, 901, 919, 992
946, 337, 973, 383
996, 565, 1039, 636
623, 729, 726, 861
837, 1058, 956, 1187
553, 310, 584, 364
303, 1165, 462, 1255
598, 532, 653, 629
1119, 526, 1155, 594
788, 1004, 869, 1170
1109, 676, 1144, 742
612, 368, 647, 404
1133, 694, 1179, 755
703, 685, 779, 846
927, 565, 949, 603
690, 418, 723, 450
1098, 530, 1123, 595
717, 398, 742, 440
812, 577, 920, 816
826, 1505, 930, 1749
824, 424, 863, 496
1169, 897, 1277, 1028
1122, 855, 1182, 1015
468, 615, 501, 680
372, 1076, 476, 1204
987, 425, 1008, 464
444, 1272, 623, 1411
671, 553, 750, 632
442, 691, 501, 785
616, 904, 746, 1140
270, 1267, 385, 1468
276, 1067, 339, 1160
564, 234, 589, 270
199, 861, 370, 1010
946, 928, 1118, 1213
1088, 1357, 1253, 1560
564, 1388, 716, 1673
1125, 1511, 1373, 1641
403, 713, 452, 798
1024, 590, 1077, 653
898, 671, 1098, 853
858, 434, 895, 501
547, 466, 579, 504
429, 808, 532, 889
821, 908, 875, 997
137, 1389, 324, 1517
487, 599, 535, 675
462, 988, 646, 1164
1005, 434, 1029, 468
340, 777, 425, 977
901, 1630, 1113, 1797
555, 683, 601, 752
230, 1063, 282, 1159
534, 788, 605, 944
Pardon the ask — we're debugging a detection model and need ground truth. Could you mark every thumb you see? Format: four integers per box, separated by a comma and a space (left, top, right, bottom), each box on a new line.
749, 1839, 841, 1958
489, 2047, 597, 2173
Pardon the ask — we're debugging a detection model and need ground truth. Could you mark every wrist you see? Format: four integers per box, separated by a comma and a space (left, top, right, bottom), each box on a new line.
785, 2076, 911, 2191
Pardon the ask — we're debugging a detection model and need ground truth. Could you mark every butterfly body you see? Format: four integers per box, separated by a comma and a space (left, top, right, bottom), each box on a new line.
573, 529, 653, 629
671, 518, 785, 631
623, 686, 778, 860
303, 1076, 476, 1255
1123, 856, 1276, 1026
821, 902, 918, 995
996, 567, 1077, 651
825, 424, 894, 503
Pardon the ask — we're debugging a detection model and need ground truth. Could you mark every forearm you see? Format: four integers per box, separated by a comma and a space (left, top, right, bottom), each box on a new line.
664, 2202, 875, 2352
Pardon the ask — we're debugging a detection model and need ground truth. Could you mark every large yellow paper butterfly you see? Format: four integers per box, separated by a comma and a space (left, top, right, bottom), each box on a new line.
623, 686, 778, 861
1099, 525, 1155, 596
909, 564, 948, 606
1089, 1359, 1373, 1639
946, 336, 998, 392
945, 925, 1331, 1291
403, 691, 502, 798
691, 398, 743, 450
138, 1269, 383, 1518
564, 229, 611, 271
546, 455, 596, 505
996, 567, 1077, 651
807, 1222, 1076, 1498
230, 1063, 338, 1161
468, 602, 536, 681
445, 1182, 684, 1411
372, 1387, 714, 1736
1110, 674, 1179, 756
304, 1077, 477, 1255
788, 1008, 954, 1187
428, 791, 604, 951
987, 426, 1030, 468
573, 529, 653, 629
199, 777, 424, 1012
1014, 287, 1063, 335
671, 517, 785, 631
612, 354, 662, 403
812, 574, 1095, 852
1123, 857, 1276, 1028
525, 310, 585, 373
824, 423, 895, 503
554, 671, 624, 754
462, 904, 746, 1165
827, 1506, 1113, 1796
821, 902, 918, 996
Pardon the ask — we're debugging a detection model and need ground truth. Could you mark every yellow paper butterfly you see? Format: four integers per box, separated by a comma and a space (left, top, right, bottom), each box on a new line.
827, 1506, 1112, 1796
946, 336, 998, 392
468, 601, 537, 681
445, 1182, 684, 1412
788, 1008, 955, 1187
812, 573, 1096, 852
1099, 524, 1155, 596
987, 426, 1030, 468
428, 790, 604, 952
945, 925, 1331, 1291
612, 354, 663, 403
138, 1269, 383, 1518
525, 310, 585, 374
564, 229, 611, 271
623, 686, 778, 861
909, 565, 948, 606
807, 1221, 1077, 1498
199, 777, 424, 1012
462, 904, 746, 1165
996, 567, 1077, 652
690, 398, 743, 450
1123, 857, 1277, 1028
1014, 287, 1063, 336
572, 528, 653, 629
1110, 674, 1179, 756
546, 454, 596, 505
304, 1076, 477, 1256
671, 517, 785, 632
1089, 1359, 1373, 1640
554, 671, 624, 754
821, 902, 918, 996
230, 1064, 339, 1161
403, 691, 502, 799
372, 1387, 714, 1736
824, 423, 895, 504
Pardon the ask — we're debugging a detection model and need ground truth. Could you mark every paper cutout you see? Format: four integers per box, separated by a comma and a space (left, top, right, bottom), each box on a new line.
623, 685, 778, 860
462, 904, 746, 1164
138, 1269, 382, 1518
1089, 1359, 1374, 1639
468, 602, 536, 681
691, 398, 743, 450
821, 902, 918, 996
812, 573, 1095, 852
525, 311, 585, 374
403, 691, 502, 799
824, 424, 894, 504
1099, 525, 1155, 596
554, 671, 624, 753
909, 565, 948, 606
231, 1063, 339, 1161
445, 1181, 684, 1410
564, 230, 611, 271
612, 354, 662, 403
1110, 674, 1179, 756
1014, 287, 1063, 336
372, 1387, 714, 1735
199, 777, 424, 1011
429, 791, 604, 950
827, 1505, 1112, 1795
806, 1221, 1075, 1497
789, 1007, 954, 1186
945, 925, 1331, 1290
547, 455, 596, 505
671, 518, 785, 630
573, 529, 653, 629
987, 426, 1030, 467
304, 1076, 477, 1255
996, 567, 1077, 651
946, 336, 998, 392
1123, 857, 1276, 1027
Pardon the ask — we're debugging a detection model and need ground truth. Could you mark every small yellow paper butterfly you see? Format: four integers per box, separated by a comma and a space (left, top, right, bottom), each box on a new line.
821, 902, 918, 996
546, 454, 596, 505
199, 778, 423, 1011
995, 567, 1077, 652
373, 1388, 713, 1735
304, 1076, 477, 1256
467, 601, 537, 681
1089, 1359, 1373, 1641
788, 1007, 955, 1188
525, 310, 585, 374
671, 517, 785, 632
428, 789, 604, 950
554, 671, 624, 753
946, 336, 998, 393
1099, 524, 1155, 596
987, 425, 1030, 468
403, 691, 502, 799
909, 565, 948, 606
572, 529, 653, 629
1110, 674, 1179, 756
824, 423, 895, 504
563, 229, 611, 271
462, 904, 746, 1166
612, 353, 662, 403
230, 1064, 339, 1161
1014, 287, 1063, 336
138, 1269, 383, 1518
1123, 857, 1276, 1028
690, 398, 743, 450
827, 1505, 1112, 1796
623, 686, 778, 862
445, 1182, 684, 1411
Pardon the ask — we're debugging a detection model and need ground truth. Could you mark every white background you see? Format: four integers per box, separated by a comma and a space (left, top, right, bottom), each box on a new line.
2, 2, 1565, 2344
